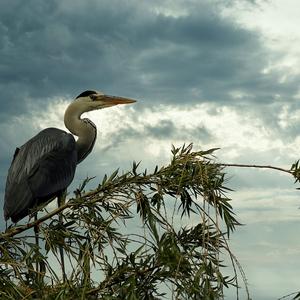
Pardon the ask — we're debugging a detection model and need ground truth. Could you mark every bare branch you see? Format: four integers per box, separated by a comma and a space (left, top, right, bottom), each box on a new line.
219, 163, 292, 175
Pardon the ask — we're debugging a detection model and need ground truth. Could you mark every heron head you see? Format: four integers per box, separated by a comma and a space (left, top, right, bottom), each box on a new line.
74, 90, 136, 111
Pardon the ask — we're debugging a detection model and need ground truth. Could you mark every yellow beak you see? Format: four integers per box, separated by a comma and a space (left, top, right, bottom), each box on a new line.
95, 94, 137, 107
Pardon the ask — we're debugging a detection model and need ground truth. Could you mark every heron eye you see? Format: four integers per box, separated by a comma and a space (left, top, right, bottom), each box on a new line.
90, 94, 96, 101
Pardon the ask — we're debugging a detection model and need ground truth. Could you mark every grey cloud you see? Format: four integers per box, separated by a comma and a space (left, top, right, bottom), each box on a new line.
100, 118, 212, 153
228, 101, 300, 149
0, 0, 297, 122
145, 120, 175, 138
145, 120, 212, 142
0, 0, 298, 264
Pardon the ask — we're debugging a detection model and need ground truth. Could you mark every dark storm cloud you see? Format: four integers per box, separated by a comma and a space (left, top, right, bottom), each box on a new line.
0, 0, 297, 121
0, 0, 298, 220
144, 120, 212, 142
100, 118, 212, 153
145, 120, 176, 139
0, 0, 296, 173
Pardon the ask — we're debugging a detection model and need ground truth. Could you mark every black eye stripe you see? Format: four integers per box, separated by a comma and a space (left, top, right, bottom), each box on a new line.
75, 90, 97, 99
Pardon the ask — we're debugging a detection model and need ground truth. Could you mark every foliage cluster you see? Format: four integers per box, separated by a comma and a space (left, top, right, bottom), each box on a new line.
0, 144, 251, 299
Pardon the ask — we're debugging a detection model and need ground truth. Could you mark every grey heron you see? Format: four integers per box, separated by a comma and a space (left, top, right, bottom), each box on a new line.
4, 90, 136, 222
3, 90, 136, 279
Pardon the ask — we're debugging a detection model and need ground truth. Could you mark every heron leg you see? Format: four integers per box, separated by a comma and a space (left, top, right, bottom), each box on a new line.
58, 191, 67, 282
34, 212, 40, 282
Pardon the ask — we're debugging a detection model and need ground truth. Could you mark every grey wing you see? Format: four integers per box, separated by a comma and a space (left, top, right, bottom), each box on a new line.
4, 128, 77, 222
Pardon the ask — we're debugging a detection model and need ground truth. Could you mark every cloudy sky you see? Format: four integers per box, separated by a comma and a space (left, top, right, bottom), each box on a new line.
1, 0, 300, 298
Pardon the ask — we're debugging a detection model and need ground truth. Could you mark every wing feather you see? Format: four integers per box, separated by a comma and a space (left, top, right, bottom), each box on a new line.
4, 128, 77, 222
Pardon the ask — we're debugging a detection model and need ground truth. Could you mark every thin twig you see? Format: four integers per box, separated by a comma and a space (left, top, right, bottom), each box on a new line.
219, 163, 292, 175
278, 290, 300, 300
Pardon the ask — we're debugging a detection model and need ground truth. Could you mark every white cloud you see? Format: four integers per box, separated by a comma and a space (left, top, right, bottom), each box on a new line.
222, 0, 300, 75
10, 99, 295, 228
24, 97, 298, 169
233, 187, 300, 223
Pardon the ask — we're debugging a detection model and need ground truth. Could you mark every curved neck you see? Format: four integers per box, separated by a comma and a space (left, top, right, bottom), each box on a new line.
64, 103, 97, 164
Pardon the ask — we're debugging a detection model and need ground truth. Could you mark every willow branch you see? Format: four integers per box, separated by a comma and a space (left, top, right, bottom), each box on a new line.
1, 191, 104, 239
0, 162, 294, 239
1, 202, 72, 239
219, 163, 292, 175
1, 174, 147, 239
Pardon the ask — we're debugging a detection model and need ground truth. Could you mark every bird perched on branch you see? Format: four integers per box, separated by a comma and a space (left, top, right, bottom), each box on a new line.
4, 90, 136, 222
